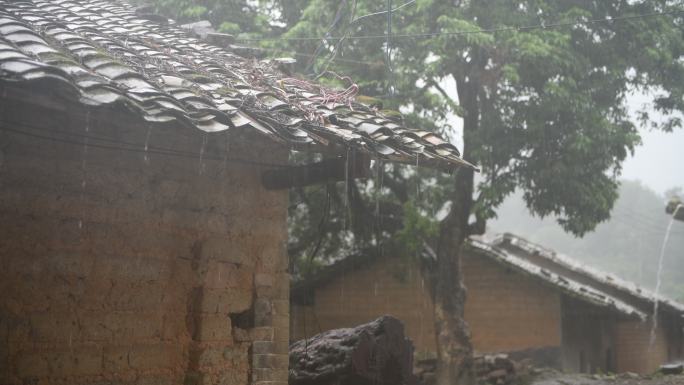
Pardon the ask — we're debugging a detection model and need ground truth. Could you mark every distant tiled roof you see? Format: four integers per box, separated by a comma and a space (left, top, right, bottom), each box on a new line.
0, 0, 475, 170
467, 238, 648, 319
489, 233, 684, 317
291, 234, 684, 320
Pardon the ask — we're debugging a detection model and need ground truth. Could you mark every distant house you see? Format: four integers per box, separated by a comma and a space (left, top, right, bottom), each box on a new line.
291, 234, 684, 374
0, 1, 472, 384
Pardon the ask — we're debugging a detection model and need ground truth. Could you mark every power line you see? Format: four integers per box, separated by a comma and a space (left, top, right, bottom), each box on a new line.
351, 0, 416, 25
248, 45, 384, 67
0, 120, 291, 169
237, 9, 684, 42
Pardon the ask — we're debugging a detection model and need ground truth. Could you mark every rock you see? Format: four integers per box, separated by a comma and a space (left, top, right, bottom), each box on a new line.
289, 316, 417, 385
621, 372, 639, 379
660, 362, 684, 375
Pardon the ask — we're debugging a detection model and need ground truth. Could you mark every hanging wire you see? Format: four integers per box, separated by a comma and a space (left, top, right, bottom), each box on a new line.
0, 120, 291, 169
237, 9, 684, 42
385, 0, 395, 97
351, 0, 416, 25
310, 0, 359, 79
306, 0, 350, 74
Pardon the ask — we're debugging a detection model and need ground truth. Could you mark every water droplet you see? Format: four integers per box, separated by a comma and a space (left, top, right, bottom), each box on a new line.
143, 125, 152, 164
78, 112, 90, 231
198, 133, 208, 175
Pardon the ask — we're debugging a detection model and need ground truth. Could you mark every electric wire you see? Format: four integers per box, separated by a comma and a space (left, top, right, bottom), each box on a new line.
243, 45, 384, 66
237, 9, 684, 42
0, 119, 291, 169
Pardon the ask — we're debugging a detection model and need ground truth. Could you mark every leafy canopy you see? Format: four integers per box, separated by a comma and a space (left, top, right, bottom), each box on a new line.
145, 0, 684, 272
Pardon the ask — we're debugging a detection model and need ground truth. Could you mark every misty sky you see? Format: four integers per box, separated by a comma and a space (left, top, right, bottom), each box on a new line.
623, 128, 684, 195
623, 92, 684, 195
444, 83, 683, 197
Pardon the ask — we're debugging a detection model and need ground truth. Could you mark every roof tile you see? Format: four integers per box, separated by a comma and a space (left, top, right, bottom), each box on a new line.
0, 0, 475, 170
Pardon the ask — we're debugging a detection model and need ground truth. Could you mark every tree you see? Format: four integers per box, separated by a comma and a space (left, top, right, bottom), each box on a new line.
279, 2, 684, 384
141, 1, 684, 383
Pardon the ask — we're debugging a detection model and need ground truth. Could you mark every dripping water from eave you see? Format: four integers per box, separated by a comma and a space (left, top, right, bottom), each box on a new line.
78, 111, 91, 231
649, 203, 683, 349
198, 132, 208, 175
143, 124, 152, 165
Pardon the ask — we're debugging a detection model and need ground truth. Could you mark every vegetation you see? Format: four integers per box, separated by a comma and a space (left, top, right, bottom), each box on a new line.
144, 1, 684, 383
491, 180, 684, 302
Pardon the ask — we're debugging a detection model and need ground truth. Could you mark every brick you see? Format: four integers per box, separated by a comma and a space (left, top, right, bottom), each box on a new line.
128, 343, 181, 370
253, 382, 288, 385
197, 288, 253, 314
254, 299, 272, 327
222, 343, 249, 366
252, 368, 288, 382
15, 351, 50, 378
79, 312, 162, 341
202, 261, 233, 289
273, 323, 289, 342
200, 237, 255, 267
136, 375, 179, 385
254, 273, 274, 287
249, 327, 274, 342
103, 345, 129, 372
30, 313, 79, 342
252, 354, 289, 370
47, 346, 103, 376
272, 299, 289, 317
195, 314, 232, 342
192, 346, 224, 369
215, 369, 249, 385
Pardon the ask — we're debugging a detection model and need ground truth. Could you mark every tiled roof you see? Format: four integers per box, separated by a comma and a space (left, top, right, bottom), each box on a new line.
490, 233, 684, 317
291, 234, 684, 320
0, 0, 475, 170
467, 238, 648, 319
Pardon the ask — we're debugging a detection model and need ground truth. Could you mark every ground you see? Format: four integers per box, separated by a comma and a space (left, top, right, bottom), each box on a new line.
530, 370, 684, 385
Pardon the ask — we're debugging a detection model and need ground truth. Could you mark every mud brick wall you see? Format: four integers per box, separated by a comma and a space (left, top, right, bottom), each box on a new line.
0, 104, 289, 385
560, 295, 616, 374
613, 318, 668, 374
290, 256, 437, 356
291, 250, 562, 359
462, 252, 562, 353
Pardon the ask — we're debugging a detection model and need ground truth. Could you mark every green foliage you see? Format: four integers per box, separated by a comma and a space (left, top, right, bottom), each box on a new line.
140, 0, 276, 38
396, 202, 439, 258
142, 0, 684, 279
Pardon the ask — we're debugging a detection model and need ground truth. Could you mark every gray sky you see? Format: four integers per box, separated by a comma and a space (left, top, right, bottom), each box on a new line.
622, 127, 684, 196
443, 82, 683, 197
622, 92, 684, 196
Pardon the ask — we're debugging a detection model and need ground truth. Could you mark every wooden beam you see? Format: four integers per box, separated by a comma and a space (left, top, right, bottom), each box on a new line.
262, 152, 371, 190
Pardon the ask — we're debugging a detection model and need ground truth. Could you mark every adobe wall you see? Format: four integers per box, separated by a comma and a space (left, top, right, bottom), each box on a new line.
462, 252, 562, 357
290, 256, 437, 356
0, 103, 289, 385
613, 318, 669, 374
291, 249, 563, 361
560, 296, 616, 373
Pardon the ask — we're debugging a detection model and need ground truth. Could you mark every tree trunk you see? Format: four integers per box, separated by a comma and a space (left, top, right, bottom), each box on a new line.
433, 167, 476, 385
433, 63, 481, 384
